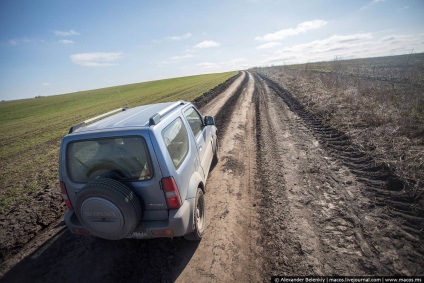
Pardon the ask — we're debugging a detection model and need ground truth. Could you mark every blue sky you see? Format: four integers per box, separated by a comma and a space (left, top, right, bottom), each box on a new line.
1, 0, 423, 101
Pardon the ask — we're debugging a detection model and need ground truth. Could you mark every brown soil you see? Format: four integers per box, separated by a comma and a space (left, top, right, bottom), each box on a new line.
1, 71, 423, 282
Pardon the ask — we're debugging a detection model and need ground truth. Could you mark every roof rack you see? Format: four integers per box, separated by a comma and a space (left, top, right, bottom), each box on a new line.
69, 107, 128, 134
149, 101, 186, 126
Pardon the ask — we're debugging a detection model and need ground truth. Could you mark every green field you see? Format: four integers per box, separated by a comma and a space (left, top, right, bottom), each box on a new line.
0, 71, 237, 213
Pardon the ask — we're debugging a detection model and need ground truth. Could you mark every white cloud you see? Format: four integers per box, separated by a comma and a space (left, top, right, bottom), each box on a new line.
54, 30, 80, 37
197, 58, 249, 71
8, 37, 44, 45
271, 33, 373, 61
228, 58, 247, 65
360, 0, 386, 10
263, 32, 424, 65
329, 33, 372, 43
194, 40, 221, 48
198, 62, 221, 69
70, 52, 123, 67
227, 58, 249, 69
156, 54, 193, 66
42, 82, 51, 86
154, 33, 192, 44
380, 34, 413, 43
168, 33, 192, 40
255, 20, 327, 41
256, 42, 282, 49
58, 39, 74, 45
276, 33, 373, 55
170, 54, 193, 60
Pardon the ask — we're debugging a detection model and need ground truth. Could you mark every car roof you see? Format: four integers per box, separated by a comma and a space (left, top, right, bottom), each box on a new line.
69, 101, 188, 134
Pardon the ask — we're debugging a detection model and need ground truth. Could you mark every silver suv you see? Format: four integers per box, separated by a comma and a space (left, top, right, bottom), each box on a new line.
59, 101, 218, 241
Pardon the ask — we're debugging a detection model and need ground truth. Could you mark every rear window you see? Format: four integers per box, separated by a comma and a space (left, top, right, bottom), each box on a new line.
162, 118, 189, 169
67, 136, 152, 183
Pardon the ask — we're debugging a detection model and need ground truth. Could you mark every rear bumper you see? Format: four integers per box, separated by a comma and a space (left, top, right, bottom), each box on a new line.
64, 198, 194, 239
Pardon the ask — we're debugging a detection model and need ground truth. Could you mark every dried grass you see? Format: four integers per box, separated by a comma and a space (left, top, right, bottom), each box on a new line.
253, 53, 424, 192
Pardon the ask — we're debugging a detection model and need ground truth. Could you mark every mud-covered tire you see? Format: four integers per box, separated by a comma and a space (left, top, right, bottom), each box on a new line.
184, 188, 206, 241
212, 138, 219, 165
74, 178, 142, 240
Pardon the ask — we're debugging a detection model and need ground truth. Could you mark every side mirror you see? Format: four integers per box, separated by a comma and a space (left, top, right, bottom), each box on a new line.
204, 116, 215, 126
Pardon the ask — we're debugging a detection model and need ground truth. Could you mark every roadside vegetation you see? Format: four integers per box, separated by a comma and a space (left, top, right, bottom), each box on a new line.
253, 53, 424, 209
0, 71, 237, 214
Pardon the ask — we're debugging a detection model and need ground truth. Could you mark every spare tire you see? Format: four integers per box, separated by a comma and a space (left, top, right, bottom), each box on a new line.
74, 178, 142, 240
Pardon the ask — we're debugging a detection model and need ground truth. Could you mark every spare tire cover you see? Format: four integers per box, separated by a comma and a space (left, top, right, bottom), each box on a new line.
75, 178, 142, 240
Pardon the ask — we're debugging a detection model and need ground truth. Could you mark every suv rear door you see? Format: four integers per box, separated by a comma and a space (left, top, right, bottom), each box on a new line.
63, 131, 168, 221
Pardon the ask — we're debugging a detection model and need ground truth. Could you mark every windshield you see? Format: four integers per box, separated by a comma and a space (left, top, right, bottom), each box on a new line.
67, 136, 152, 183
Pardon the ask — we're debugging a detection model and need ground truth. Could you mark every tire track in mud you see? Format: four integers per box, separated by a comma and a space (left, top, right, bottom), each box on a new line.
256, 74, 424, 236
254, 73, 424, 276
209, 71, 249, 135
176, 72, 262, 282
193, 72, 242, 110
254, 74, 381, 275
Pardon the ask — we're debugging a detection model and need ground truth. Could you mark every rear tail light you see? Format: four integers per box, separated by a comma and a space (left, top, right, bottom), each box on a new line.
161, 177, 182, 209
60, 181, 74, 210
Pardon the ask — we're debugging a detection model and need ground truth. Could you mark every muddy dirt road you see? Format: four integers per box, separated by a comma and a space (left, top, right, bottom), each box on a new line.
1, 71, 423, 282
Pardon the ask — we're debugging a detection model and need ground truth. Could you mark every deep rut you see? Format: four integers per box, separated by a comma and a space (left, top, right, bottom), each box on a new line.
176, 72, 262, 282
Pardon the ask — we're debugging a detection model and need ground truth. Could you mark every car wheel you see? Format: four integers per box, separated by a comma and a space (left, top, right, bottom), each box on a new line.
212, 138, 219, 164
184, 188, 206, 241
74, 178, 142, 240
